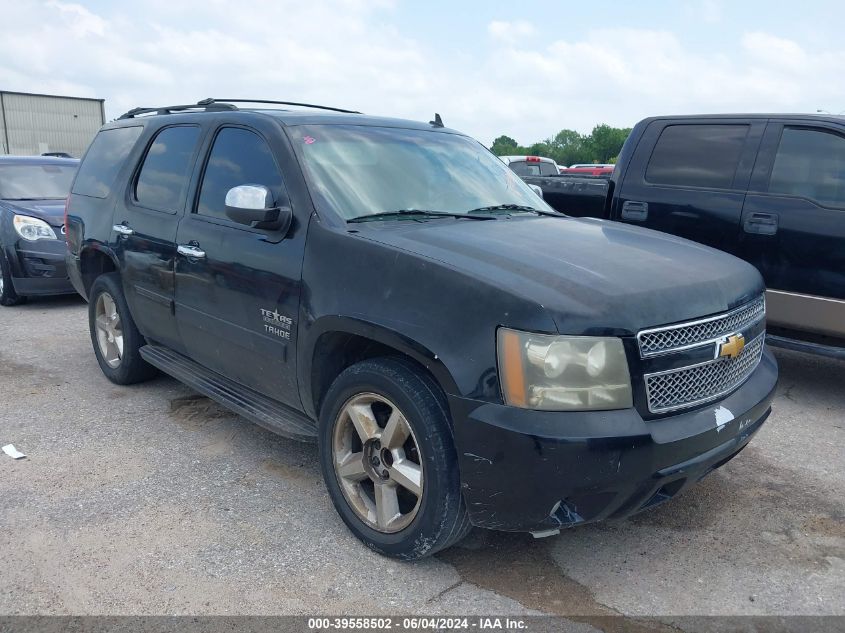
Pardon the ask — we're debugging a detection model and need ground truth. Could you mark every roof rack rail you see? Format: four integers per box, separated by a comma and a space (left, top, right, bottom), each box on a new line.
118, 98, 361, 120
199, 98, 361, 114
117, 101, 238, 119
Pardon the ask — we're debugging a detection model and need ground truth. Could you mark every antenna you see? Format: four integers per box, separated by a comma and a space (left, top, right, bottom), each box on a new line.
429, 113, 444, 128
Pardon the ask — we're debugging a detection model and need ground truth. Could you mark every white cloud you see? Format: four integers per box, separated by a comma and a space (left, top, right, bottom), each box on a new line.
1, 2, 844, 147
683, 0, 723, 24
487, 20, 535, 42
47, 1, 107, 37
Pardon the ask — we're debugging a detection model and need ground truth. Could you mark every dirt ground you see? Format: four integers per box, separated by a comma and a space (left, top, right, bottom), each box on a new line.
1, 296, 843, 627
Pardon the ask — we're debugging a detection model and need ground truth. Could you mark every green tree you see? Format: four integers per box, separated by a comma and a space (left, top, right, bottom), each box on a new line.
547, 129, 589, 166
527, 141, 551, 157
489, 124, 632, 166
490, 135, 519, 155
584, 124, 632, 163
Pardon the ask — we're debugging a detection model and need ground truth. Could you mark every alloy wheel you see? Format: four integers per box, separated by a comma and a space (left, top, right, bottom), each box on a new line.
94, 292, 124, 368
332, 393, 424, 533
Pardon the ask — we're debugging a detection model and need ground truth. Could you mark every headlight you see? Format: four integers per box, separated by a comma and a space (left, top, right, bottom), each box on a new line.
497, 328, 633, 411
13, 215, 57, 241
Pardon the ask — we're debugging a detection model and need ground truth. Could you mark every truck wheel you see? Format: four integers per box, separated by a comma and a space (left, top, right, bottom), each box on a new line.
0, 253, 25, 306
319, 357, 471, 559
88, 273, 157, 385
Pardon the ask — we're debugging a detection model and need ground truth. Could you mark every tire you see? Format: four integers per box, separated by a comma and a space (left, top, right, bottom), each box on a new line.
0, 251, 26, 306
88, 273, 157, 385
318, 356, 470, 559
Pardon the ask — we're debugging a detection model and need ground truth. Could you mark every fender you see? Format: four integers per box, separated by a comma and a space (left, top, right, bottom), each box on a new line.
299, 314, 461, 420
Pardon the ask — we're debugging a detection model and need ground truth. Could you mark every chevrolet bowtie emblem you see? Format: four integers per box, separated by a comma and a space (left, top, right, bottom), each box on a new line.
717, 333, 745, 359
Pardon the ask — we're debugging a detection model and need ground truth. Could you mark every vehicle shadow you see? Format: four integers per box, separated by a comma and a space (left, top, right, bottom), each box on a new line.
770, 346, 845, 406
13, 294, 86, 309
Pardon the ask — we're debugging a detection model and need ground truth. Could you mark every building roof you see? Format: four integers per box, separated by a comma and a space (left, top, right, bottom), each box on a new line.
0, 90, 104, 103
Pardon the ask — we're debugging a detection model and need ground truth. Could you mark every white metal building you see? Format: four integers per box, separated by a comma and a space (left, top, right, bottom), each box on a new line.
0, 91, 105, 158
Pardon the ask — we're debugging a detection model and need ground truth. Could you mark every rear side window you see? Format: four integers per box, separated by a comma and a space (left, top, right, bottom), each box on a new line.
769, 127, 845, 208
196, 127, 285, 221
135, 126, 201, 212
72, 126, 143, 198
539, 162, 558, 176
646, 124, 749, 189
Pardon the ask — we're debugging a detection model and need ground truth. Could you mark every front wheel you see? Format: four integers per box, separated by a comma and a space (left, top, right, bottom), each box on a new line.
319, 357, 470, 559
88, 273, 157, 384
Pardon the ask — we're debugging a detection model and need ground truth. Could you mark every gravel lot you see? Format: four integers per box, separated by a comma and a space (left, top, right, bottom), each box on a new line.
1, 295, 843, 625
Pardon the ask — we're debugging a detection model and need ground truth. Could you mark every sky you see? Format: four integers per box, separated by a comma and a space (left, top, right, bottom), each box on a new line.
2, 0, 844, 146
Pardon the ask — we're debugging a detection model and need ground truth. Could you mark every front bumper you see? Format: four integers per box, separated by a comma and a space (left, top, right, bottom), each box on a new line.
3, 237, 75, 296
450, 347, 778, 532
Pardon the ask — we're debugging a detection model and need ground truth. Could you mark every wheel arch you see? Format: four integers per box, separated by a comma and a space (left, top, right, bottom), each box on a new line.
302, 316, 460, 420
79, 245, 119, 299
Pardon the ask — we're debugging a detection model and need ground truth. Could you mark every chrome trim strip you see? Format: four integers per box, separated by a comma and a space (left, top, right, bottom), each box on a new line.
644, 333, 765, 414
637, 295, 766, 358
766, 289, 845, 339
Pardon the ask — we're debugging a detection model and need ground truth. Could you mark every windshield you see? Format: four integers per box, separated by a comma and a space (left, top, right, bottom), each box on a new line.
0, 164, 77, 200
290, 125, 555, 220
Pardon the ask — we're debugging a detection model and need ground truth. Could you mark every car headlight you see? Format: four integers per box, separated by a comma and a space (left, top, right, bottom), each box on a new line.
13, 215, 57, 241
497, 328, 633, 411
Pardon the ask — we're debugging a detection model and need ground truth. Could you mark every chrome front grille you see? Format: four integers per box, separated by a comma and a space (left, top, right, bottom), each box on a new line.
645, 334, 765, 414
637, 296, 765, 358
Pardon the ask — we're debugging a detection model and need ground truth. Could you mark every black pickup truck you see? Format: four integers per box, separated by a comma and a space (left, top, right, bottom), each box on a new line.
523, 114, 845, 359
66, 100, 776, 559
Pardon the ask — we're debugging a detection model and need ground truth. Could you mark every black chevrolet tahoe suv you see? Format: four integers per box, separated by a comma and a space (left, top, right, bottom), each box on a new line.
66, 99, 778, 559
523, 114, 845, 360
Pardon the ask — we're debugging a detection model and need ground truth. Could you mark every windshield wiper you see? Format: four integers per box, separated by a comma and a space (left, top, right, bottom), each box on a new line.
467, 204, 562, 217
347, 209, 494, 223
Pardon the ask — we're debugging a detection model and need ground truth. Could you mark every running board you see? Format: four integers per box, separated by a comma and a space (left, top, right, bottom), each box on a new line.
766, 334, 845, 361
140, 344, 317, 442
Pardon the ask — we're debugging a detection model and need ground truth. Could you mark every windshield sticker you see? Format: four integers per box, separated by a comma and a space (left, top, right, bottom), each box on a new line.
303, 136, 316, 145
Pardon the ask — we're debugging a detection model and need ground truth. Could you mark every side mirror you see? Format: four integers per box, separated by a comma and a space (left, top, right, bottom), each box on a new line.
528, 184, 544, 199
225, 184, 292, 234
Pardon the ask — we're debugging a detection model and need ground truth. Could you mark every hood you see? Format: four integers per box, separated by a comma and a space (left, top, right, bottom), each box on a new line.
1, 199, 66, 227
357, 216, 764, 335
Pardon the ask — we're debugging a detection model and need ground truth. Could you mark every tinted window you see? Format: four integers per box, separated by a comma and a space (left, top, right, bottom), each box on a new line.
539, 162, 559, 176
0, 164, 77, 199
196, 128, 284, 221
509, 161, 540, 177
135, 126, 201, 212
646, 124, 749, 189
769, 127, 845, 207
72, 126, 143, 198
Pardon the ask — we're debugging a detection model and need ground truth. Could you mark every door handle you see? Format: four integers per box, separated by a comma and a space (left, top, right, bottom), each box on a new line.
177, 244, 206, 259
743, 212, 778, 236
113, 224, 134, 236
621, 200, 648, 221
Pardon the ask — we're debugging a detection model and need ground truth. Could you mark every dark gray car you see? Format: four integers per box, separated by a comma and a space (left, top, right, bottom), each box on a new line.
0, 155, 78, 306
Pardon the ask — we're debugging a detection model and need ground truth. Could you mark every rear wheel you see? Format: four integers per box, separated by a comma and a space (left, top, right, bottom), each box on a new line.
0, 253, 25, 306
319, 357, 470, 559
88, 273, 157, 384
